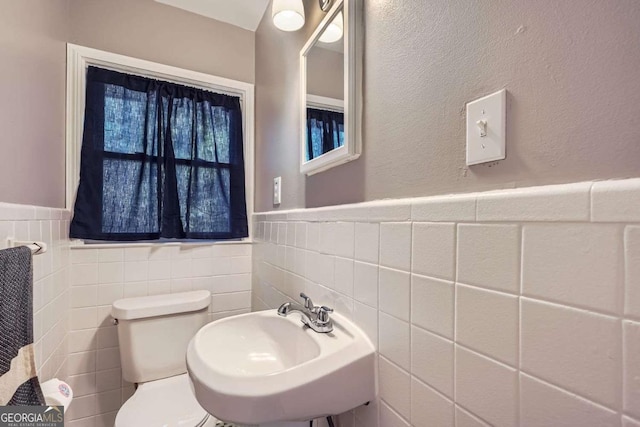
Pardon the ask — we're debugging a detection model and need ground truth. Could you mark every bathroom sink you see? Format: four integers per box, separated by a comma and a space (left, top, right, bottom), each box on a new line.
186, 310, 376, 425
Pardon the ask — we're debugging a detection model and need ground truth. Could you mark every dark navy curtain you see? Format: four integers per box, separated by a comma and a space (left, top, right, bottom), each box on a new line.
70, 67, 248, 241
306, 108, 344, 161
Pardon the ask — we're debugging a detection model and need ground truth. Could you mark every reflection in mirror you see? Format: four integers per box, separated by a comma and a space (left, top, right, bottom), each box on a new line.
306, 104, 343, 161
305, 9, 344, 161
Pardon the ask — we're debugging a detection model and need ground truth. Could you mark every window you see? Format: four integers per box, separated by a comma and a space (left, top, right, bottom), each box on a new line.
306, 108, 345, 161
67, 46, 254, 242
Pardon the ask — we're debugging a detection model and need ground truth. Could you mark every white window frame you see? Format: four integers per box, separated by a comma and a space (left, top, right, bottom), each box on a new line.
66, 44, 255, 242
306, 94, 344, 113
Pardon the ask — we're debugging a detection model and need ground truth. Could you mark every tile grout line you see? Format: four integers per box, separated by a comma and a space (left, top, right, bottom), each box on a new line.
453, 221, 459, 427
517, 222, 524, 427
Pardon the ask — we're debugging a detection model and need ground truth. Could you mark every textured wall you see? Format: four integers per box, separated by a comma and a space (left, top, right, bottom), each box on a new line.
255, 0, 640, 211
307, 46, 344, 100
68, 0, 256, 84
0, 0, 256, 209
0, 0, 69, 208
254, 0, 325, 211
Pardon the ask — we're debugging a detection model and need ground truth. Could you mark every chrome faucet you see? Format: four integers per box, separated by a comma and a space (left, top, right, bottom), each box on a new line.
277, 293, 334, 333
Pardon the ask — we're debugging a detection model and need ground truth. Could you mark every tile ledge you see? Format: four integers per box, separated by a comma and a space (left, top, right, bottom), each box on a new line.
256, 179, 639, 219
592, 177, 640, 222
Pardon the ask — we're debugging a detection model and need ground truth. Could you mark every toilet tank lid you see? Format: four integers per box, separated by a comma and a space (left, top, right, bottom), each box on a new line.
112, 290, 210, 320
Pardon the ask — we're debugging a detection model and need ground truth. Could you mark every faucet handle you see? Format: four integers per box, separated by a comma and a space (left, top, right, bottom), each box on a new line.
299, 292, 314, 310
316, 306, 334, 324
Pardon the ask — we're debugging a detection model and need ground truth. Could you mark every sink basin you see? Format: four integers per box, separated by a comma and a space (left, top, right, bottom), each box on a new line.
186, 310, 376, 425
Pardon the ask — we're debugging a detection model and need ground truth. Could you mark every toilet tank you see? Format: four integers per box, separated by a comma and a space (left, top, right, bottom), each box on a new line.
111, 291, 210, 384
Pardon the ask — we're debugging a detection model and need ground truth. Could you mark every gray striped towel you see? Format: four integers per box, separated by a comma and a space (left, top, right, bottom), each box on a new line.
0, 246, 45, 405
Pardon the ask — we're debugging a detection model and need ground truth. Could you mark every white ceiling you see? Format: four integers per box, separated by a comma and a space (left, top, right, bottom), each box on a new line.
155, 0, 270, 31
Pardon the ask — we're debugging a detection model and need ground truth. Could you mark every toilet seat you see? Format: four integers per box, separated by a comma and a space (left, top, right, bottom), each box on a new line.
115, 373, 217, 427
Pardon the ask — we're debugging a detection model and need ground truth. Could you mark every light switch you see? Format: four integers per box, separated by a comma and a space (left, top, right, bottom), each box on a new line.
466, 89, 506, 166
273, 176, 282, 205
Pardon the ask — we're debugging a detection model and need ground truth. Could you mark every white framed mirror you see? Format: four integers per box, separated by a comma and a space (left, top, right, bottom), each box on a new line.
300, 0, 362, 175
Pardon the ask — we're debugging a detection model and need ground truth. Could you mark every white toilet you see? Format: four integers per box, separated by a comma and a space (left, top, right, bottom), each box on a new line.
111, 290, 218, 427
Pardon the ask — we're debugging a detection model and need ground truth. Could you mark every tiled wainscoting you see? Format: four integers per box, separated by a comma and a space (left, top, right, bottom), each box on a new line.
66, 242, 252, 426
0, 204, 71, 385
0, 201, 254, 426
252, 179, 640, 427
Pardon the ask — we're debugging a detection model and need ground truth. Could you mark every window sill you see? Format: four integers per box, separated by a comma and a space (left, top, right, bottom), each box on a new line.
69, 239, 253, 249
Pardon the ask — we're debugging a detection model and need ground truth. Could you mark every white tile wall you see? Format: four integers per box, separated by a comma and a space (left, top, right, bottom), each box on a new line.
592, 179, 640, 223
520, 298, 621, 408
379, 267, 410, 321
0, 203, 251, 426
411, 274, 454, 339
412, 223, 455, 280
379, 312, 410, 371
455, 346, 518, 427
625, 227, 640, 319
411, 326, 453, 398
355, 222, 380, 264
457, 224, 520, 293
354, 261, 379, 308
380, 400, 411, 427
66, 243, 252, 426
522, 224, 622, 314
456, 284, 518, 366
456, 406, 491, 427
379, 356, 411, 420
252, 179, 640, 427
624, 320, 640, 418
0, 203, 71, 386
410, 377, 454, 427
519, 373, 619, 427
380, 223, 412, 272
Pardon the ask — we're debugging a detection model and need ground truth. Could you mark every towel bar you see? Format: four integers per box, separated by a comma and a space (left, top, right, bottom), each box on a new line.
6, 238, 47, 255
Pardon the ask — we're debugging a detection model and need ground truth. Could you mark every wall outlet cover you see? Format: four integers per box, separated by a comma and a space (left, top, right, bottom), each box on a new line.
273, 176, 282, 205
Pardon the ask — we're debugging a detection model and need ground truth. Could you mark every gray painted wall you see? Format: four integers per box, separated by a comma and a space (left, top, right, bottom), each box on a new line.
307, 46, 344, 100
255, 0, 640, 211
0, 0, 255, 208
68, 0, 256, 84
0, 0, 69, 208
254, 0, 325, 212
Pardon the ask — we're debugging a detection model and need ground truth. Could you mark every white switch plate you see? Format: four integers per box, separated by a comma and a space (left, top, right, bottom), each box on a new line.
273, 176, 282, 205
466, 89, 506, 166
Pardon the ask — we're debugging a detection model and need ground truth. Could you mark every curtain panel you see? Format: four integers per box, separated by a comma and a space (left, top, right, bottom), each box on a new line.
70, 67, 248, 241
306, 108, 345, 161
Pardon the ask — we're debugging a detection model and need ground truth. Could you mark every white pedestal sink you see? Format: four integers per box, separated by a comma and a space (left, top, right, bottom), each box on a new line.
186, 309, 376, 426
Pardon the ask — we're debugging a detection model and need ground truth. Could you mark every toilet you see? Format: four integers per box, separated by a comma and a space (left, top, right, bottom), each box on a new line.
111, 290, 218, 427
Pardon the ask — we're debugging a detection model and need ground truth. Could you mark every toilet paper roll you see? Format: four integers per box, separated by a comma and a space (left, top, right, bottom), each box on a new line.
40, 378, 73, 413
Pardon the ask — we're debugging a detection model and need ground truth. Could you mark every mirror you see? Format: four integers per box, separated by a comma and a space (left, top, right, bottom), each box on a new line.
300, 0, 362, 175
306, 23, 344, 163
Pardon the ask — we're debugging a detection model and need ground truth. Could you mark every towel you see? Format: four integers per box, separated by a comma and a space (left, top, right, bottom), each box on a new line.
0, 246, 45, 405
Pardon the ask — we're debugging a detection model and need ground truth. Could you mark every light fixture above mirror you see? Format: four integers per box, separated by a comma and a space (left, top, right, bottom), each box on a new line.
272, 0, 305, 32
319, 0, 334, 12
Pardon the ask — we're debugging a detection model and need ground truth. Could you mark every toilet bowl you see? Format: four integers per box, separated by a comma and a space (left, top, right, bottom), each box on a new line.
112, 291, 216, 427
115, 373, 217, 427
